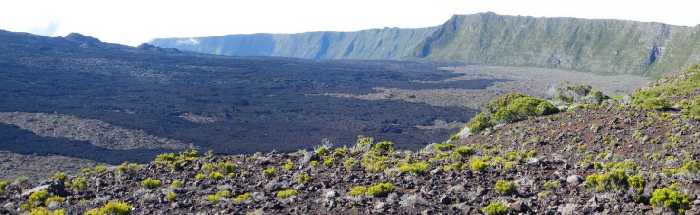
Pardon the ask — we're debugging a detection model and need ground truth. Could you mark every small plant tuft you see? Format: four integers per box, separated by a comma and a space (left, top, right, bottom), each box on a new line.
494, 180, 517, 195
481, 201, 509, 215
276, 188, 299, 199
141, 178, 162, 189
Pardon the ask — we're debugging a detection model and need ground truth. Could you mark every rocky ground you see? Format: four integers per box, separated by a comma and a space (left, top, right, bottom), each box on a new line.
0, 67, 699, 215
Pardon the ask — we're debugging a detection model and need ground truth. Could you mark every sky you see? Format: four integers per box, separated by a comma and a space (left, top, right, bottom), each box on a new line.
1, 0, 698, 46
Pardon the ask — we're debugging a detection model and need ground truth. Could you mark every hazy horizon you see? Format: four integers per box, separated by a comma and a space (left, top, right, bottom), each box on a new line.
1, 0, 699, 46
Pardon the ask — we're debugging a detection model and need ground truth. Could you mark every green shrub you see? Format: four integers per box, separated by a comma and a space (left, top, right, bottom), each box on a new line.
663, 159, 700, 175
366, 182, 395, 197
343, 158, 357, 171
397, 161, 429, 175
0, 180, 8, 194
467, 93, 558, 133
116, 162, 142, 175
469, 156, 489, 172
263, 167, 277, 177
282, 160, 294, 171
201, 163, 216, 173
432, 143, 455, 152
170, 180, 183, 189
295, 173, 311, 184
684, 97, 700, 120
194, 173, 205, 181
585, 169, 629, 191
155, 150, 200, 170
94, 165, 108, 174
494, 180, 517, 195
466, 113, 492, 133
372, 141, 395, 154
650, 185, 690, 214
349, 186, 367, 197
633, 91, 672, 110
70, 177, 88, 191
217, 161, 237, 174
315, 146, 329, 157
166, 191, 177, 202
442, 162, 464, 172
141, 178, 161, 189
29, 208, 65, 215
206, 194, 221, 203
453, 146, 475, 158
209, 171, 224, 181
322, 156, 335, 167
206, 189, 232, 203
481, 202, 509, 215
215, 190, 231, 198
50, 172, 67, 182
627, 175, 645, 192
276, 188, 299, 199
361, 150, 392, 173
27, 189, 50, 208
233, 192, 251, 204
543, 180, 561, 190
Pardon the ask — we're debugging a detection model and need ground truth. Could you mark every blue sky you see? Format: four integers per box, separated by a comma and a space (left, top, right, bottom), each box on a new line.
1, 0, 698, 46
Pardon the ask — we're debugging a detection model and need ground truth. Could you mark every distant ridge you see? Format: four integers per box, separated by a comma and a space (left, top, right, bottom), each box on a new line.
151, 12, 700, 77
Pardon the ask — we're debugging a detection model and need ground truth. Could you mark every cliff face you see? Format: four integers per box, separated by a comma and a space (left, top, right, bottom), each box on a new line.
151, 13, 700, 76
416, 13, 700, 77
150, 27, 437, 60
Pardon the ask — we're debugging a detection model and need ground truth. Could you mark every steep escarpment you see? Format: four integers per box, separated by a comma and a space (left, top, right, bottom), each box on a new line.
417, 13, 700, 77
151, 12, 700, 77
150, 27, 437, 60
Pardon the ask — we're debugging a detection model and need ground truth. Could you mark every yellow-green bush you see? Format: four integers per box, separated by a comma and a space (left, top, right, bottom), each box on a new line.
116, 162, 143, 175
170, 180, 183, 189
26, 189, 50, 208
542, 180, 561, 190
263, 167, 277, 177
366, 182, 395, 197
295, 173, 311, 184
0, 180, 8, 194
481, 202, 509, 215
29, 208, 65, 215
50, 172, 67, 182
627, 175, 645, 192
233, 192, 251, 204
141, 178, 161, 189
70, 177, 88, 191
349, 186, 367, 197
453, 146, 475, 158
276, 188, 299, 199
494, 180, 516, 195
397, 161, 429, 175
650, 185, 690, 214
469, 156, 489, 172
467, 93, 558, 133
208, 172, 224, 181
165, 191, 177, 202
84, 200, 132, 215
282, 159, 294, 171
585, 169, 629, 191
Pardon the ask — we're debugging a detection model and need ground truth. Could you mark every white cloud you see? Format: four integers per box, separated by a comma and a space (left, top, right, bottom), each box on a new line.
0, 0, 697, 46
28, 21, 60, 36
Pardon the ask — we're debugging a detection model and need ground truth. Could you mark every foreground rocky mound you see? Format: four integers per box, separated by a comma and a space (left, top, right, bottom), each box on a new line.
2, 66, 700, 214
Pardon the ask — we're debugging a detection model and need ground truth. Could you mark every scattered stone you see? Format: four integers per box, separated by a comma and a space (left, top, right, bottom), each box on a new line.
566, 175, 583, 185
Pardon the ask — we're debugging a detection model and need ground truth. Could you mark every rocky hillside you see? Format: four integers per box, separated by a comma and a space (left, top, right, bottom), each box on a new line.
151, 12, 700, 77
2, 65, 699, 214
